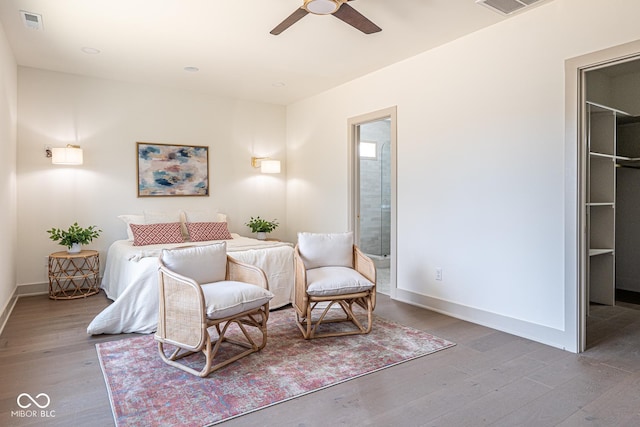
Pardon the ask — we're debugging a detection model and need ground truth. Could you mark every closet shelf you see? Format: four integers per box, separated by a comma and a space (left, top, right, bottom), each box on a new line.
589, 153, 640, 166
586, 101, 621, 306
589, 152, 615, 159
589, 249, 614, 257
586, 101, 631, 116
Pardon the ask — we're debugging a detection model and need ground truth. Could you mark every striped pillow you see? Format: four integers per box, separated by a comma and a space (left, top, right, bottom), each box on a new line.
130, 222, 184, 246
186, 222, 232, 241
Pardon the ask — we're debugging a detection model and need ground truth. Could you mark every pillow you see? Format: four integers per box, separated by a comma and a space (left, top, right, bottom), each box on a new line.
179, 210, 226, 240
201, 281, 274, 319
143, 210, 181, 224
186, 222, 233, 241
160, 242, 227, 284
306, 266, 374, 297
118, 214, 144, 241
297, 232, 354, 269
181, 210, 227, 223
130, 222, 184, 246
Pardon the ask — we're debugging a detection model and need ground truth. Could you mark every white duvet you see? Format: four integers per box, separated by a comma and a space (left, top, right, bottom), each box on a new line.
87, 234, 294, 335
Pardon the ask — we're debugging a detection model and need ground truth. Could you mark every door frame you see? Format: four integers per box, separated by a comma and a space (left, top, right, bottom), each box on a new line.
567, 40, 640, 352
348, 106, 397, 297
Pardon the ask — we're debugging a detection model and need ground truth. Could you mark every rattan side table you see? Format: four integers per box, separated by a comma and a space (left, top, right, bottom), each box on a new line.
48, 250, 100, 300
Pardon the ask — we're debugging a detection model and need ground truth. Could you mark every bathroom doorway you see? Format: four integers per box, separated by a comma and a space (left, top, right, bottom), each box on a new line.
348, 107, 397, 296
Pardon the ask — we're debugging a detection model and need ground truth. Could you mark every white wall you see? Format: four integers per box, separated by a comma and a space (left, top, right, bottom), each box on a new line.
17, 68, 286, 287
0, 20, 17, 328
285, 0, 640, 352
587, 69, 640, 116
611, 72, 640, 116
585, 70, 612, 108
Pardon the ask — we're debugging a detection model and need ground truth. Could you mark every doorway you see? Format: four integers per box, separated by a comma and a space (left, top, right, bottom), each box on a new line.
577, 52, 640, 352
348, 107, 397, 296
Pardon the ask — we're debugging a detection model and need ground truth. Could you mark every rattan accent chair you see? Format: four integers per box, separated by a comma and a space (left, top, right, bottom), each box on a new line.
294, 232, 376, 339
155, 242, 273, 377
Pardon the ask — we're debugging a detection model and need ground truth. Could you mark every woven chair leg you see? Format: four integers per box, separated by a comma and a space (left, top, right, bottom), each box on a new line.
203, 314, 267, 375
295, 294, 374, 339
224, 311, 268, 351
156, 308, 269, 378
157, 341, 213, 378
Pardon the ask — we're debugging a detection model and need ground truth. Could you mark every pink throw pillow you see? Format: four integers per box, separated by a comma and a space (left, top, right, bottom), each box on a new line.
186, 222, 233, 241
130, 222, 184, 246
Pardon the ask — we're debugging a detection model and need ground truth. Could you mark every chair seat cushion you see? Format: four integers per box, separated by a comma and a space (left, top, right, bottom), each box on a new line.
201, 281, 274, 319
306, 266, 374, 297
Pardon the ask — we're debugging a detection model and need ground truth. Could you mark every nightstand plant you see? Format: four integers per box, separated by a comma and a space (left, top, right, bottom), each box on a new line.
245, 216, 279, 240
47, 222, 102, 253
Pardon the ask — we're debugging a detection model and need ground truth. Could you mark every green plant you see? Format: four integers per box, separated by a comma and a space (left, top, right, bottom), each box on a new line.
245, 216, 279, 233
47, 222, 102, 248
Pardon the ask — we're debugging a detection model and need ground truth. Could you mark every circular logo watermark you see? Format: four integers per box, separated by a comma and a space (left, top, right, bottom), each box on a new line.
12, 393, 55, 418
17, 393, 50, 409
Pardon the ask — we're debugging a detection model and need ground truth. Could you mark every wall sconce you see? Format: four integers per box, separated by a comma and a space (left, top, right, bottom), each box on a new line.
46, 144, 84, 165
251, 156, 281, 174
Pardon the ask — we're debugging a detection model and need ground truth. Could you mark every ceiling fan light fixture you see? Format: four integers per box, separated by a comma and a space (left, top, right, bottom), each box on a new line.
271, 0, 379, 35
303, 0, 341, 15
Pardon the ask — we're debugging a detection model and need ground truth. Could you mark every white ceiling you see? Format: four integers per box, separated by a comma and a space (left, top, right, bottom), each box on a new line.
0, 0, 525, 105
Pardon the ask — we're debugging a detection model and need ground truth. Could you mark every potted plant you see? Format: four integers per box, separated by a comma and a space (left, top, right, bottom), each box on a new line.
245, 216, 279, 240
47, 222, 102, 253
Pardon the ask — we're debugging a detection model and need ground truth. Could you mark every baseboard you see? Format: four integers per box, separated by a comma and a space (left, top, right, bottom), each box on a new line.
0, 282, 48, 336
16, 281, 48, 296
392, 288, 576, 352
0, 288, 18, 337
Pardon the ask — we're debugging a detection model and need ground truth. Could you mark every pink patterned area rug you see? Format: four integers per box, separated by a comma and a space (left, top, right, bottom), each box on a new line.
96, 307, 455, 427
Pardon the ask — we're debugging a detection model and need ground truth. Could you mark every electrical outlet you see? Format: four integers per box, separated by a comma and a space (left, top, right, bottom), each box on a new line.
435, 268, 443, 281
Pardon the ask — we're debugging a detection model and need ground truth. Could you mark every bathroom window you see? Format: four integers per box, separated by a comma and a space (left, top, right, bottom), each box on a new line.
359, 141, 377, 159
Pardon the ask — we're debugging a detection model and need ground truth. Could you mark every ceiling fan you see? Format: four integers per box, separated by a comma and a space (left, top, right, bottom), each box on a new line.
270, 0, 381, 35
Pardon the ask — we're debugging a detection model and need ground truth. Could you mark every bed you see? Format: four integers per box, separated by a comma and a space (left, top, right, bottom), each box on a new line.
87, 234, 294, 335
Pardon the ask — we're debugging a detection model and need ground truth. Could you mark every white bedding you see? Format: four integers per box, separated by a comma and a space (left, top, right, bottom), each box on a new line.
87, 234, 294, 335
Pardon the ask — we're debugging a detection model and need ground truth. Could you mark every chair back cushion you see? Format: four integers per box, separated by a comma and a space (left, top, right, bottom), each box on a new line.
297, 232, 353, 269
201, 281, 274, 319
160, 242, 227, 284
306, 266, 374, 296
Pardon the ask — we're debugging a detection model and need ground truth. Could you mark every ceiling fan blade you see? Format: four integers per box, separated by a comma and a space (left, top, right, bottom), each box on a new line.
270, 8, 309, 35
333, 3, 381, 34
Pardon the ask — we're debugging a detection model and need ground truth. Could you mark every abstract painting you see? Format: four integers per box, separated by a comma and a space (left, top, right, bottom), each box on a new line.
137, 142, 209, 197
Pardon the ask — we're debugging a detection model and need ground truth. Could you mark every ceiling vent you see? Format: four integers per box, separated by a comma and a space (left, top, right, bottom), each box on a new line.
476, 0, 546, 16
20, 10, 43, 31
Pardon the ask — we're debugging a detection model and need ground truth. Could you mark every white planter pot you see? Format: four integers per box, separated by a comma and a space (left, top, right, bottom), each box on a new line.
256, 232, 267, 240
67, 243, 81, 254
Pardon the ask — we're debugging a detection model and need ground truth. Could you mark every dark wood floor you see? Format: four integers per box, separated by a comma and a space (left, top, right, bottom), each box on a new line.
1, 292, 640, 427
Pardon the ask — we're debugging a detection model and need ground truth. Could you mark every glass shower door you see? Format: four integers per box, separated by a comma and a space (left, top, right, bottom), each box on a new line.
357, 119, 391, 293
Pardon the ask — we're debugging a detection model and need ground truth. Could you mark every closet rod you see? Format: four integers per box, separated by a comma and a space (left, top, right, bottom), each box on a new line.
616, 163, 640, 169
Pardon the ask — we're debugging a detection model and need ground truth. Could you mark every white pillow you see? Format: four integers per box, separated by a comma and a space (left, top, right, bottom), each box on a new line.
297, 232, 354, 269
144, 210, 181, 224
201, 281, 273, 319
160, 242, 227, 284
118, 214, 144, 241
145, 210, 185, 239
306, 266, 374, 297
181, 210, 227, 223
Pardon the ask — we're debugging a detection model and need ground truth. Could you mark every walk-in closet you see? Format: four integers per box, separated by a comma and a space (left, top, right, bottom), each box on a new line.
585, 59, 640, 348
